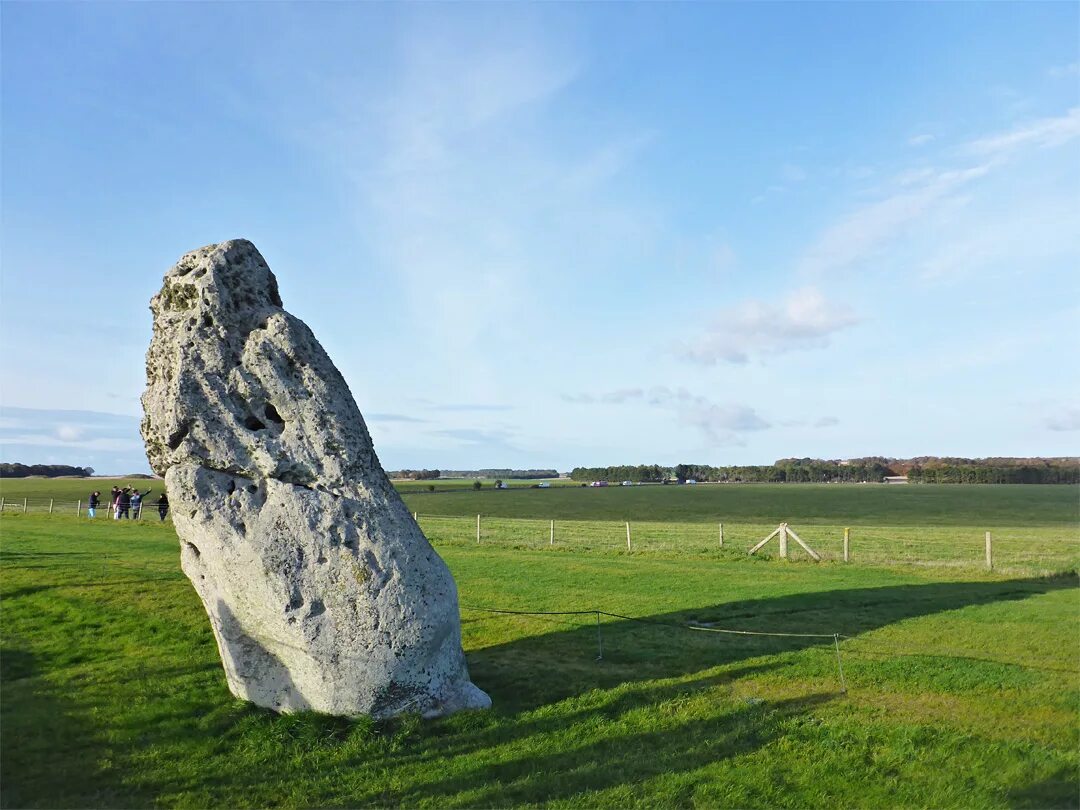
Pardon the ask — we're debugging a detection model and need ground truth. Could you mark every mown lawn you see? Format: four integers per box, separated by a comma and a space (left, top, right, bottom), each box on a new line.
1, 513, 1077, 808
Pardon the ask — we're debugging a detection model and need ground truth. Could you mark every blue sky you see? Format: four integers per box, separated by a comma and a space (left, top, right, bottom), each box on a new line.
2, 2, 1077, 474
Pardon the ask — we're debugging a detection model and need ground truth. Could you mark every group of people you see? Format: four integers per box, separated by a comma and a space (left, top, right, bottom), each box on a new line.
87, 487, 169, 520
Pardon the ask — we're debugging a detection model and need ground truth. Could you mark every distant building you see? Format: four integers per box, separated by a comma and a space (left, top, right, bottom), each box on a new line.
883, 476, 909, 485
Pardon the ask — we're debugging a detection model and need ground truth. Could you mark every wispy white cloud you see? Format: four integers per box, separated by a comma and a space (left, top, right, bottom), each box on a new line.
799, 164, 991, 276
1047, 62, 1080, 79
1043, 407, 1080, 432
0, 407, 146, 470
55, 424, 86, 442
780, 164, 807, 183
677, 287, 860, 365
800, 107, 1079, 279
431, 427, 519, 448
562, 385, 770, 446
367, 413, 428, 423
965, 106, 1080, 157
919, 192, 1080, 283
908, 133, 935, 147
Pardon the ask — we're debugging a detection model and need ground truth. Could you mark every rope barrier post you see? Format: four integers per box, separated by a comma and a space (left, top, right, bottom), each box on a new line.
413, 511, 417, 522
476, 514, 481, 545
0, 497, 4, 512
550, 519, 554, 546
843, 527, 850, 562
779, 522, 788, 559
77, 499, 82, 518
49, 499, 54, 514
596, 611, 603, 661
985, 531, 993, 571
719, 522, 724, 548
626, 521, 631, 552
22, 498, 27, 514
833, 633, 847, 693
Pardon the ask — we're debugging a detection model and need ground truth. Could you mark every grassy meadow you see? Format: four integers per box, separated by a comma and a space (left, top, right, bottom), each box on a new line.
1, 481, 1078, 807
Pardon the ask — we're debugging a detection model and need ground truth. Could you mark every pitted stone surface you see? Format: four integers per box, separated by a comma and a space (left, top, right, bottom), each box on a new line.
141, 239, 489, 718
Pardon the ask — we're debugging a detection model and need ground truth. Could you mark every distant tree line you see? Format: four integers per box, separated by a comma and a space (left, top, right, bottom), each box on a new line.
570, 465, 668, 483
0, 463, 95, 478
673, 459, 895, 483
442, 469, 559, 480
569, 457, 1078, 485
906, 461, 1078, 484
390, 469, 560, 480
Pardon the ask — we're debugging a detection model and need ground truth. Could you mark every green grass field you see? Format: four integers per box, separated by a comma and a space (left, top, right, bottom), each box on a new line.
1, 482, 1078, 807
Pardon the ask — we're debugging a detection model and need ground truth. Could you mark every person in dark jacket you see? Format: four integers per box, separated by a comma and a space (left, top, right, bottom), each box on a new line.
111, 487, 122, 519
118, 488, 132, 519
88, 491, 100, 519
157, 492, 169, 521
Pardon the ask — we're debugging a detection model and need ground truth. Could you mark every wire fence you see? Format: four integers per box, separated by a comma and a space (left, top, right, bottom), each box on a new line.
416, 513, 1079, 574
0, 497, 172, 521
1, 500, 1076, 574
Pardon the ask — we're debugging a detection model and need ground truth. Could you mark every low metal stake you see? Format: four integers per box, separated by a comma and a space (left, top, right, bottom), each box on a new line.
834, 633, 847, 694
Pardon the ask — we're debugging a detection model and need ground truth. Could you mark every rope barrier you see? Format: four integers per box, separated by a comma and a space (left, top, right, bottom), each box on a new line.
461, 604, 849, 680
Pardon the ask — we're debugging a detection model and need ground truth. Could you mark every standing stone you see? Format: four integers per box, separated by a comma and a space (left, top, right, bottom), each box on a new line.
141, 239, 490, 718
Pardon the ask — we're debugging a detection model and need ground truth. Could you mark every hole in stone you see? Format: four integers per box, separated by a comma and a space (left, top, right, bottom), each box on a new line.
167, 422, 191, 450
184, 541, 201, 558
264, 403, 285, 426
226, 480, 235, 495
193, 268, 206, 279
308, 599, 326, 618
203, 313, 213, 328
244, 414, 266, 431
247, 484, 258, 493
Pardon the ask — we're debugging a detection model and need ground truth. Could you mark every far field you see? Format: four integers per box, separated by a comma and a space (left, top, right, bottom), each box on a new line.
3, 477, 1077, 527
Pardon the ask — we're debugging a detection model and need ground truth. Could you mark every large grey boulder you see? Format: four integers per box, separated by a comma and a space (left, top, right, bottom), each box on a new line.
140, 239, 490, 718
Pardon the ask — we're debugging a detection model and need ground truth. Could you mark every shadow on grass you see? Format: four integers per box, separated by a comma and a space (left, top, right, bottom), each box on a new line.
1008, 765, 1080, 809
467, 573, 1079, 713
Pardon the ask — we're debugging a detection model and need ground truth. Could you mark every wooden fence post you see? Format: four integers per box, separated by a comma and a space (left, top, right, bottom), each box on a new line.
49, 499, 54, 514
77, 499, 82, 518
985, 531, 993, 571
1, 497, 5, 511
22, 498, 27, 514
843, 527, 850, 562
719, 522, 724, 548
476, 514, 481, 544
626, 522, 632, 552
550, 520, 554, 546
779, 522, 789, 559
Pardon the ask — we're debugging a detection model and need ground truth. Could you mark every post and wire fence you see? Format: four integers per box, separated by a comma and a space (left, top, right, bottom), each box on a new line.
1, 500, 1076, 573
0, 497, 172, 522
417, 513, 1079, 575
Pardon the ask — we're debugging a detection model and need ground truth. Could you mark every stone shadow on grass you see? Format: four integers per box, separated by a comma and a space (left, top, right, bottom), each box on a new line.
464, 573, 1078, 714
1007, 765, 1080, 809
